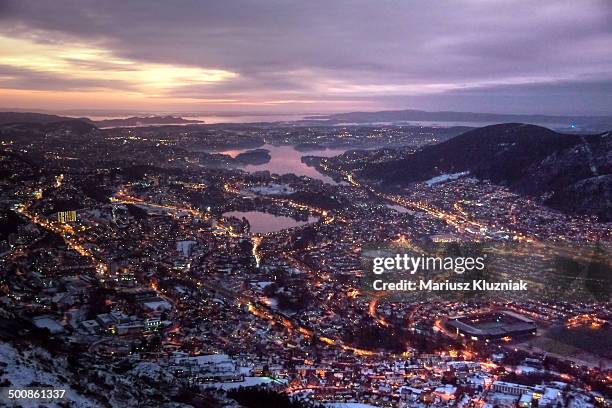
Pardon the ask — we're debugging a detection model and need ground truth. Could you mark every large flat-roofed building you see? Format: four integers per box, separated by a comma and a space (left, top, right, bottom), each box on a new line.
57, 210, 77, 223
492, 381, 533, 396
447, 310, 536, 340
429, 233, 462, 243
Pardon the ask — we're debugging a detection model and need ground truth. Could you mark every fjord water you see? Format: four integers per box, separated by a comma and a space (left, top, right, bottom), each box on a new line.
219, 144, 347, 184
222, 210, 318, 234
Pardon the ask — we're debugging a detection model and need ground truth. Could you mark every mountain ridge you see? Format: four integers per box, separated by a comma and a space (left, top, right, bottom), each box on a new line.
307, 109, 612, 131
0, 112, 204, 128
359, 123, 612, 220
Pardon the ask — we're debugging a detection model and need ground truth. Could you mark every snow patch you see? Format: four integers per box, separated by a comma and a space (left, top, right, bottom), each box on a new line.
425, 171, 469, 187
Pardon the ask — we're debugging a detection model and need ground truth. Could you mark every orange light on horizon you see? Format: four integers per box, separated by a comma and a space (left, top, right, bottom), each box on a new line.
0, 35, 237, 96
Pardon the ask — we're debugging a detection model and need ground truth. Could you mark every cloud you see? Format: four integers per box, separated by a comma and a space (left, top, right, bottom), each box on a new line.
0, 0, 611, 113
0, 34, 237, 95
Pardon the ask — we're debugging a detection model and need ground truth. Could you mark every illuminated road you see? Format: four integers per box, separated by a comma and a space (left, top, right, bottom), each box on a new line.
346, 170, 535, 242
110, 185, 379, 357
368, 295, 390, 327
112, 187, 211, 222
17, 176, 108, 274
198, 278, 377, 357
223, 182, 336, 224
251, 234, 262, 267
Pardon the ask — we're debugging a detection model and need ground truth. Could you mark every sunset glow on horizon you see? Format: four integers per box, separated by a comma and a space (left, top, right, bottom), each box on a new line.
0, 34, 241, 109
0, 0, 611, 114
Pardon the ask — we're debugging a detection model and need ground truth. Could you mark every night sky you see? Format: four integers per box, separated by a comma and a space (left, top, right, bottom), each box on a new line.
1, 0, 611, 114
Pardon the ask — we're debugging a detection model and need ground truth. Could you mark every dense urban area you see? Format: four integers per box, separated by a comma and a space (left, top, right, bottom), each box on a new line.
0, 117, 610, 408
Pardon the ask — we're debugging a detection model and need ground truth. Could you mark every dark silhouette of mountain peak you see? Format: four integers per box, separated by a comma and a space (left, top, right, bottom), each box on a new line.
360, 123, 611, 220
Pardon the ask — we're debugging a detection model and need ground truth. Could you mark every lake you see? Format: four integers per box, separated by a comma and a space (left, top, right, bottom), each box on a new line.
223, 210, 318, 234
218, 144, 347, 184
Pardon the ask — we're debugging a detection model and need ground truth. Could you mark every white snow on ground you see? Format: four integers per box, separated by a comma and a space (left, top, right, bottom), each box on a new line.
425, 171, 469, 186
325, 403, 378, 408
201, 376, 287, 390
129, 361, 175, 384
253, 281, 274, 290
246, 184, 295, 195
0, 343, 102, 408
31, 316, 64, 334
